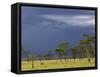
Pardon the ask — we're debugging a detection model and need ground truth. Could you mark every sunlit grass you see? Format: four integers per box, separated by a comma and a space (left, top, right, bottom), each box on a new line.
21, 58, 95, 71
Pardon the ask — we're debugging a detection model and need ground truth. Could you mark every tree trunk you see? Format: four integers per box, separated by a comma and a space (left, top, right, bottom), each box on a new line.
32, 60, 34, 68
85, 47, 90, 62
64, 55, 67, 62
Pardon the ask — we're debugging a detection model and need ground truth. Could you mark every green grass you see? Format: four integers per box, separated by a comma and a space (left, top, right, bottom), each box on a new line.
21, 58, 95, 71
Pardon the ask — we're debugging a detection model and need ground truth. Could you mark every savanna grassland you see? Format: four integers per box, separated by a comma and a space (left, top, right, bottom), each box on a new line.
21, 34, 96, 71
21, 58, 95, 71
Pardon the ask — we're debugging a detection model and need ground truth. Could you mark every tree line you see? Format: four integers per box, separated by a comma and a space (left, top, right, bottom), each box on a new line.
22, 34, 95, 68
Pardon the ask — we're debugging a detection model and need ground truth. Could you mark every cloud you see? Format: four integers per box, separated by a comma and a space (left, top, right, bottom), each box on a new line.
40, 14, 95, 27
39, 21, 52, 26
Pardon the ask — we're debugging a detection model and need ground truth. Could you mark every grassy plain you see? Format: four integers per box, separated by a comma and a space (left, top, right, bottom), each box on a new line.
21, 58, 95, 71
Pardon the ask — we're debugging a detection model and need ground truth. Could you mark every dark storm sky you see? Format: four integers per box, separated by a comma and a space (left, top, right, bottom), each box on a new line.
21, 6, 95, 55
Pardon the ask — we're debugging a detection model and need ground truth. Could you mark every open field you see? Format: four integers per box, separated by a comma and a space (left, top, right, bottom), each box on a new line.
21, 58, 95, 71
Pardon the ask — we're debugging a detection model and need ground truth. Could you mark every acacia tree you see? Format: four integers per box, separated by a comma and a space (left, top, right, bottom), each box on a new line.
44, 50, 53, 63
27, 54, 35, 68
87, 35, 95, 57
80, 34, 95, 62
56, 42, 69, 62
71, 47, 78, 62
56, 48, 64, 63
78, 45, 86, 59
28, 53, 37, 68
